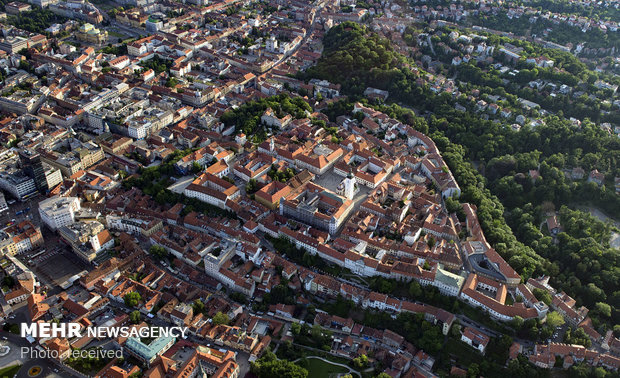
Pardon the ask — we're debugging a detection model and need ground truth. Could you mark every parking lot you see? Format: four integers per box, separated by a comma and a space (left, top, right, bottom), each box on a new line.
28, 249, 88, 289
30, 248, 61, 265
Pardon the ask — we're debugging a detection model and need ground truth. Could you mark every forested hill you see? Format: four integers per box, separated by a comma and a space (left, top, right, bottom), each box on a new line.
303, 23, 418, 96
302, 22, 620, 331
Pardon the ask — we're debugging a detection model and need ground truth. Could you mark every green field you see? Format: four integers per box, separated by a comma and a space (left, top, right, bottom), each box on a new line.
305, 357, 351, 378
0, 364, 22, 378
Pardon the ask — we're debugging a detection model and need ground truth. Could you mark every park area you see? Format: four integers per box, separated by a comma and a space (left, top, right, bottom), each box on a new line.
304, 357, 357, 378
0, 364, 21, 377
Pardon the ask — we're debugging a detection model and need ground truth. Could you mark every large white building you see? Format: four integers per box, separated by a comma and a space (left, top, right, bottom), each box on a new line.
38, 196, 81, 230
105, 214, 162, 237
280, 182, 354, 235
126, 109, 173, 139
42, 164, 63, 191
266, 35, 278, 52
0, 171, 37, 200
432, 268, 465, 297
183, 173, 240, 210
0, 192, 8, 214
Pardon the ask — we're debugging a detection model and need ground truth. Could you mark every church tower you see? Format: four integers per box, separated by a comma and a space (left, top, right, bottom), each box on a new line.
342, 171, 357, 199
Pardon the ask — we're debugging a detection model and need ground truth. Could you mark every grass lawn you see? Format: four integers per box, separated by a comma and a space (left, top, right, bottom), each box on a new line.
0, 364, 22, 377
324, 355, 351, 365
305, 357, 350, 378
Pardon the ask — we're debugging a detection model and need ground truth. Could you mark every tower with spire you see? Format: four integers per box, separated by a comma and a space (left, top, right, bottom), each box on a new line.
338, 170, 357, 200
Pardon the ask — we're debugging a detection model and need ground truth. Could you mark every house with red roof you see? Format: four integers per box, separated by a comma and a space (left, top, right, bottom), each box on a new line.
461, 326, 491, 354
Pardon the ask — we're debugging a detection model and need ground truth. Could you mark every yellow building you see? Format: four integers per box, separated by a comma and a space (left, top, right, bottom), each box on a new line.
0, 221, 44, 256
76, 23, 108, 45
76, 144, 105, 169
254, 181, 291, 210
116, 10, 148, 28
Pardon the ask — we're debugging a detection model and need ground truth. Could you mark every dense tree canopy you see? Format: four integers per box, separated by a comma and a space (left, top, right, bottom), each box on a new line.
250, 350, 308, 378
6, 8, 67, 35
123, 292, 141, 308
220, 94, 311, 140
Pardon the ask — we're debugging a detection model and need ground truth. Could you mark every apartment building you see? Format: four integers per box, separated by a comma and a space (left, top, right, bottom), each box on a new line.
38, 196, 81, 230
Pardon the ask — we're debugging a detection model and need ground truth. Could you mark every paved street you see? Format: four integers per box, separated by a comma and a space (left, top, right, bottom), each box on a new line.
0, 331, 79, 378
16, 358, 73, 378
108, 21, 148, 38
0, 338, 26, 370
0, 193, 42, 228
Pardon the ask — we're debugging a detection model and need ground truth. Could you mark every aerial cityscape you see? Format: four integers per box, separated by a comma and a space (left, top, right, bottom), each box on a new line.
0, 0, 618, 376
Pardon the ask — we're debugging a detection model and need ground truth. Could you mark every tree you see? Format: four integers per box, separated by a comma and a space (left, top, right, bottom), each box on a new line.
352, 354, 369, 369
229, 291, 247, 304
192, 299, 205, 314
564, 327, 592, 348
124, 292, 141, 308
467, 363, 480, 378
546, 311, 565, 328
246, 178, 259, 194
507, 354, 541, 377
510, 315, 524, 330
212, 311, 229, 325
451, 324, 462, 338
427, 236, 436, 248
291, 322, 301, 335
191, 161, 203, 174
2, 276, 15, 288
130, 310, 141, 324
592, 367, 609, 378
594, 302, 611, 318
149, 245, 168, 260
408, 281, 422, 297
250, 350, 308, 378
221, 94, 311, 138
311, 324, 323, 340
533, 288, 552, 306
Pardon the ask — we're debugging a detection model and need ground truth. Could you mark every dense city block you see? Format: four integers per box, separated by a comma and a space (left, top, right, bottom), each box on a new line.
0, 0, 619, 377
